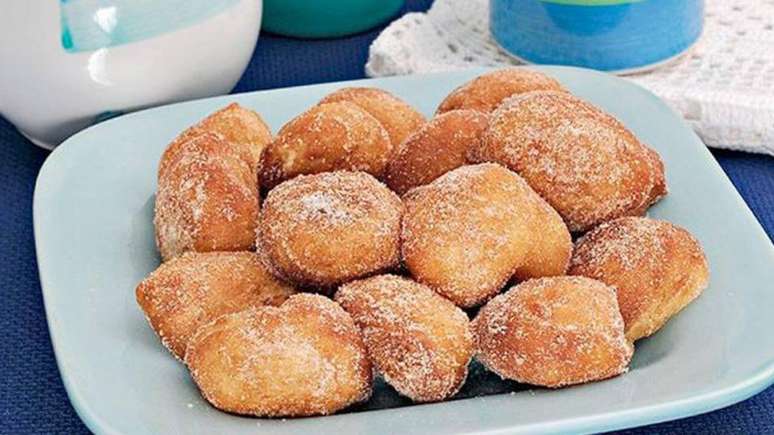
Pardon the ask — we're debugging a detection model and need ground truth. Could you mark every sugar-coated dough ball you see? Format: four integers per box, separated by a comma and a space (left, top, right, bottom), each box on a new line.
258, 102, 392, 190
569, 217, 709, 342
436, 68, 565, 114
511, 196, 572, 281
473, 276, 633, 388
386, 110, 489, 195
136, 251, 296, 359
185, 294, 372, 417
508, 172, 572, 281
155, 132, 260, 261
160, 103, 272, 180
402, 163, 540, 308
319, 87, 426, 147
335, 274, 473, 402
471, 90, 666, 232
155, 103, 271, 260
258, 171, 403, 288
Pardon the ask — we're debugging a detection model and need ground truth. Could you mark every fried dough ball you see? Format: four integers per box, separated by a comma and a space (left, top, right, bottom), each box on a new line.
160, 103, 272, 180
511, 185, 573, 281
258, 102, 392, 190
569, 217, 709, 342
471, 91, 666, 232
402, 163, 544, 308
258, 171, 403, 288
436, 68, 565, 114
185, 294, 372, 417
386, 110, 489, 195
155, 104, 271, 260
319, 87, 426, 148
335, 275, 473, 402
155, 132, 260, 261
136, 251, 296, 359
472, 276, 633, 388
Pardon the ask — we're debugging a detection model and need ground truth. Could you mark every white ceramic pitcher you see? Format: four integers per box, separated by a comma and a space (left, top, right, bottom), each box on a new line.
0, 0, 262, 149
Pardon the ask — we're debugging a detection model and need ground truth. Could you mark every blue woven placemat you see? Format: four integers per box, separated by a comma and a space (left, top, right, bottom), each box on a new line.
1, 1, 772, 433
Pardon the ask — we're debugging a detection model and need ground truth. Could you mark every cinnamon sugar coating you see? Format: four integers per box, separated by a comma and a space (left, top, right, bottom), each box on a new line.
436, 68, 566, 114
472, 276, 633, 388
471, 90, 666, 232
319, 87, 426, 148
155, 132, 261, 261
386, 110, 489, 195
159, 103, 272, 180
136, 251, 296, 359
402, 163, 565, 308
336, 275, 473, 402
258, 171, 403, 288
569, 217, 709, 341
139, 71, 711, 417
258, 101, 392, 190
185, 294, 372, 417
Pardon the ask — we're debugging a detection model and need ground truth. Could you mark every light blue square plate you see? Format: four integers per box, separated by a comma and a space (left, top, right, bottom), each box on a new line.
34, 66, 774, 434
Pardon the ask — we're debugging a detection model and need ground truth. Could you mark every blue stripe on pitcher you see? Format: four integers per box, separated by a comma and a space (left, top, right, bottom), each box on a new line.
491, 0, 704, 71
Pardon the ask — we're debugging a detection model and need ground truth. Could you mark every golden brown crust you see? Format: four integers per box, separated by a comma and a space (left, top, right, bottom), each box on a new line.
568, 217, 709, 341
159, 103, 272, 180
258, 102, 392, 190
472, 276, 633, 388
155, 132, 260, 261
185, 294, 372, 417
471, 91, 666, 232
135, 251, 296, 359
645, 147, 668, 205
401, 163, 537, 308
386, 110, 489, 195
436, 68, 566, 114
511, 188, 573, 281
258, 171, 403, 288
335, 275, 473, 402
319, 87, 426, 148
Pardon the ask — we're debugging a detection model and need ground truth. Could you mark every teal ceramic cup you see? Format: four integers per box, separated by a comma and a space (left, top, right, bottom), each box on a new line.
263, 0, 405, 38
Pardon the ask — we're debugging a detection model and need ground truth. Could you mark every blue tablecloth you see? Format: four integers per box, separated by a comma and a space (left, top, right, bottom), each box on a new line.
1, 1, 772, 433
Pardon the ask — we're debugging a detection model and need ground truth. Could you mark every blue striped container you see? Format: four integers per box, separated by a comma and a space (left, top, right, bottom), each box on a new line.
490, 0, 704, 72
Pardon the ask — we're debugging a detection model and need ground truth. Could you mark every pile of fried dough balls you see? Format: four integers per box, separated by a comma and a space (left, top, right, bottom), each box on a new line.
137, 68, 710, 418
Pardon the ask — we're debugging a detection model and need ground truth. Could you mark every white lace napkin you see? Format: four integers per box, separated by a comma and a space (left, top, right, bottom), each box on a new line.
367, 0, 774, 156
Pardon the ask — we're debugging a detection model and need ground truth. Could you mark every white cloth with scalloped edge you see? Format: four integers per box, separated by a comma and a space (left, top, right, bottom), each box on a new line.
366, 0, 774, 156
